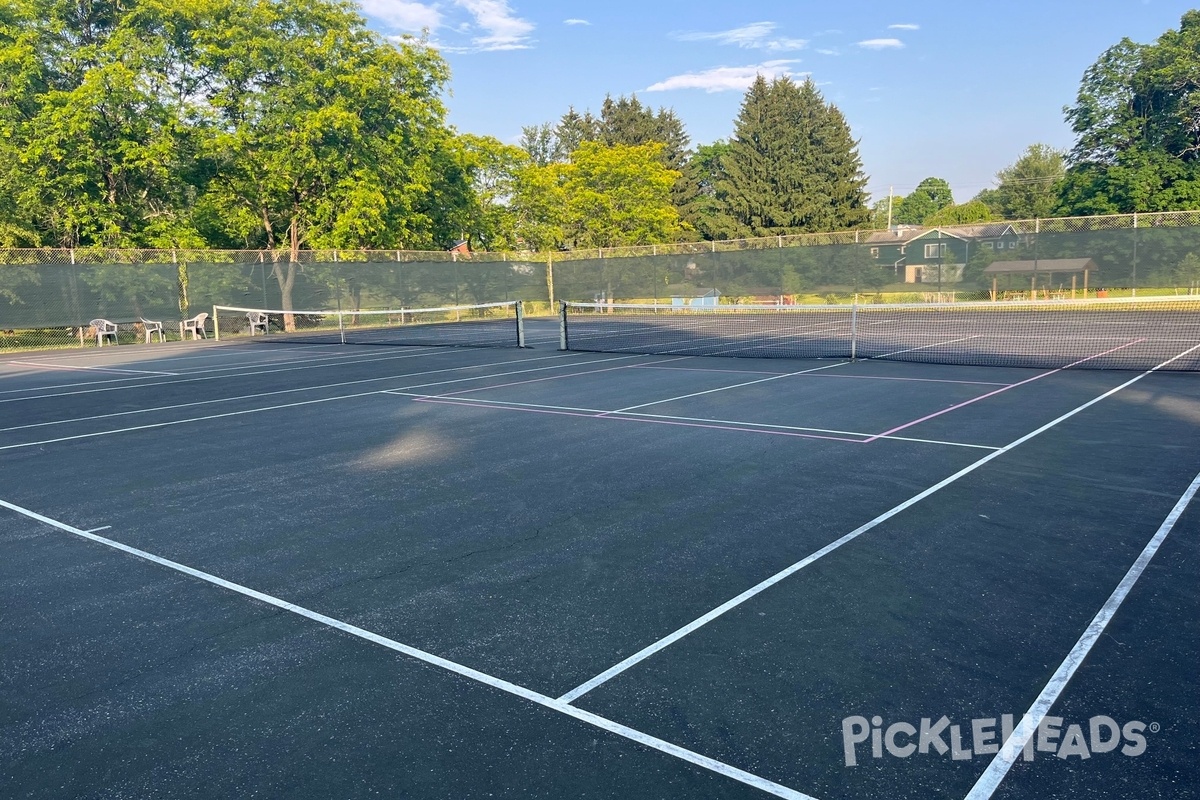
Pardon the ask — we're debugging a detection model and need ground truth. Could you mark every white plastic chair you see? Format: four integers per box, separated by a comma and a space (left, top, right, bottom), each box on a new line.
140, 317, 165, 343
247, 311, 269, 335
90, 318, 118, 346
182, 312, 209, 340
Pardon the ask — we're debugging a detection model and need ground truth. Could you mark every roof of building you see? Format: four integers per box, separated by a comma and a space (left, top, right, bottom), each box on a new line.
863, 223, 1019, 244
982, 258, 1099, 274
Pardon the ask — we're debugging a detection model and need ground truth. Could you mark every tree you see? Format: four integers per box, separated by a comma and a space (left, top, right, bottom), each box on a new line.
895, 177, 953, 224
681, 141, 733, 240
557, 142, 684, 248
1060, 11, 1200, 213
923, 200, 999, 226
519, 123, 560, 166
196, 0, 455, 322
0, 0, 207, 247
455, 134, 530, 251
992, 144, 1065, 219
718, 76, 869, 236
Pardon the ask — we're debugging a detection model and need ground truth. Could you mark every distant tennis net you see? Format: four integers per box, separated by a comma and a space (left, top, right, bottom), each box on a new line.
214, 301, 525, 348
559, 297, 1200, 370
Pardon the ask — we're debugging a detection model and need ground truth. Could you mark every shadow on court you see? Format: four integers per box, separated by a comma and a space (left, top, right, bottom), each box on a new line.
0, 341, 1197, 800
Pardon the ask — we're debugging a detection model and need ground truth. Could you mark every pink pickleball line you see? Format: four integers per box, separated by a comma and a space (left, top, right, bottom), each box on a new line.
863, 339, 1147, 443
412, 397, 868, 443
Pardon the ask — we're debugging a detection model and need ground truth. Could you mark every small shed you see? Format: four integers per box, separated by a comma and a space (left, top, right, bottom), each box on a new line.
982, 258, 1099, 299
668, 287, 721, 307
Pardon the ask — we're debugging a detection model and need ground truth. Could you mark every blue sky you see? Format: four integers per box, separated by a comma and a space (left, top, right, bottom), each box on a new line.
356, 0, 1197, 206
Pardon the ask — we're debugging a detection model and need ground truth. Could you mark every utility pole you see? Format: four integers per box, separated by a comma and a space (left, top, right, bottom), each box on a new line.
886, 186, 894, 229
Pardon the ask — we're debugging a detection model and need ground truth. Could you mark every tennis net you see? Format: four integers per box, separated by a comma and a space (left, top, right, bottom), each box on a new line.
558, 297, 1200, 370
214, 301, 525, 348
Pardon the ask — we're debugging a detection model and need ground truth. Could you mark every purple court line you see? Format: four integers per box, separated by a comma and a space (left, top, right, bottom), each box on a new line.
412, 397, 868, 443
424, 356, 691, 398
863, 339, 1147, 443
632, 364, 1009, 387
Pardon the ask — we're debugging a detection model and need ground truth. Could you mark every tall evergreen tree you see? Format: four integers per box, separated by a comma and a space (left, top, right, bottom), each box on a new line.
718, 76, 869, 236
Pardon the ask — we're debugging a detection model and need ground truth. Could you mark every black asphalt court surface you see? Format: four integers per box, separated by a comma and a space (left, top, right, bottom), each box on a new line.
1, 334, 1197, 800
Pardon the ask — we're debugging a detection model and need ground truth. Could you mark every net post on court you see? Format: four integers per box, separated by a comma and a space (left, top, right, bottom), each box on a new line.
212, 304, 220, 341
558, 300, 569, 351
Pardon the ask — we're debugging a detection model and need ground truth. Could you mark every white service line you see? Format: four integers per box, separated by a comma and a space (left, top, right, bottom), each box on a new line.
0, 346, 445, 396
0, 355, 646, 451
867, 334, 984, 359
557, 343, 1200, 704
963, 467, 1200, 800
387, 394, 1000, 451
0, 352, 575, 434
10, 361, 180, 376
0, 498, 817, 800
607, 361, 851, 414
0, 345, 525, 403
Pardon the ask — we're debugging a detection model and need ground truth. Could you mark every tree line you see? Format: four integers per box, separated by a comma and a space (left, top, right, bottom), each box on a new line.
1, 1, 1197, 257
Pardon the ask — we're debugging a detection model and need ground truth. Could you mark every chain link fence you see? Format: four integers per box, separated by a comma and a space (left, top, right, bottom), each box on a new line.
3, 211, 1200, 351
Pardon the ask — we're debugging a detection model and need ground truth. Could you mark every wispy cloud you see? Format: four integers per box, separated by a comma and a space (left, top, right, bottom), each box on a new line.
857, 38, 904, 49
888, 23, 920, 30
359, 0, 441, 30
563, 18, 590, 26
359, 0, 534, 52
816, 48, 840, 56
672, 22, 807, 52
453, 0, 534, 51
645, 60, 805, 93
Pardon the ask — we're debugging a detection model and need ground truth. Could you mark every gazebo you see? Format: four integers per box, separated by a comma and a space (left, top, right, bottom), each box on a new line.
982, 258, 1099, 300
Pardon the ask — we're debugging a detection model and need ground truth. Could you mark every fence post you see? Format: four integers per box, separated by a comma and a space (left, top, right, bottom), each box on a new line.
546, 252, 555, 310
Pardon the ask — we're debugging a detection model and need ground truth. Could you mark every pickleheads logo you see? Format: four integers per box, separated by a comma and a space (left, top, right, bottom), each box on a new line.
841, 714, 1155, 766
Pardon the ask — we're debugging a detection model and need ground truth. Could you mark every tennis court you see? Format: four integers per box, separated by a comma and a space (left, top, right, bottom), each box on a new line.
1, 304, 1198, 799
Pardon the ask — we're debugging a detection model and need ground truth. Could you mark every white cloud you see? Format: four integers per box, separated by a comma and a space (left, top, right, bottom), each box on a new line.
455, 0, 534, 51
672, 22, 807, 52
359, 0, 534, 52
563, 18, 590, 26
816, 48, 839, 56
857, 38, 904, 49
888, 23, 920, 30
645, 60, 805, 93
358, 0, 441, 30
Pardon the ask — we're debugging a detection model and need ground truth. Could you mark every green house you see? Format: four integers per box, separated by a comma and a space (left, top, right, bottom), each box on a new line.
864, 223, 1023, 284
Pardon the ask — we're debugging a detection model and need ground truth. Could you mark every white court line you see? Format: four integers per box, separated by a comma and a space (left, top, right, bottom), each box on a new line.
0, 345, 524, 403
0, 352, 571, 434
867, 335, 983, 359
964, 467, 1200, 800
607, 361, 852, 414
0, 355, 644, 451
85, 526, 112, 533
0, 498, 816, 800
0, 345, 445, 396
10, 361, 180, 376
557, 343, 1200, 704
386, 394, 1001, 451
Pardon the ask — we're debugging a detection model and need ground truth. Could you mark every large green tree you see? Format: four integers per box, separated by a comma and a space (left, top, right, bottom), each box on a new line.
1060, 11, 1200, 213
717, 76, 869, 236
894, 177, 954, 224
992, 144, 1066, 219
512, 142, 683, 251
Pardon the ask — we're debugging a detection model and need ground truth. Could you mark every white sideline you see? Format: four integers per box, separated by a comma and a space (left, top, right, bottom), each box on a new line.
557, 342, 1200, 704
0, 352, 589, 434
0, 498, 817, 800
0, 354, 645, 450
963, 467, 1200, 800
